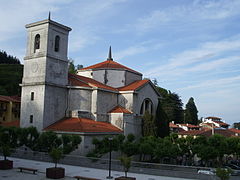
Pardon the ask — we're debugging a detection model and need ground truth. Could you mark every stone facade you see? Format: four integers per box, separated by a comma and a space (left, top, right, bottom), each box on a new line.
20, 18, 160, 154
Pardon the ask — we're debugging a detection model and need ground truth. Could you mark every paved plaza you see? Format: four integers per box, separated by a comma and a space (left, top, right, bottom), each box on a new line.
0, 157, 194, 180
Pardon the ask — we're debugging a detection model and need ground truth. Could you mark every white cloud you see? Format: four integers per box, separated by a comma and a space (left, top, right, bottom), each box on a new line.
144, 35, 240, 78
178, 75, 240, 91
133, 0, 240, 33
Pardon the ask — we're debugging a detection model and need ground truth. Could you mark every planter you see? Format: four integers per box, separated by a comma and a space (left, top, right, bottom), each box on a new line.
0, 160, 13, 170
46, 167, 65, 179
115, 177, 136, 180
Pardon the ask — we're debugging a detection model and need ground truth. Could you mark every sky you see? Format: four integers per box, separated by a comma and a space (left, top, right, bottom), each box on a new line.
0, 0, 240, 125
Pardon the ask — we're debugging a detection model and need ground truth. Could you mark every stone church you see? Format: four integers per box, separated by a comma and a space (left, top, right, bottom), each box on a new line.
20, 17, 160, 154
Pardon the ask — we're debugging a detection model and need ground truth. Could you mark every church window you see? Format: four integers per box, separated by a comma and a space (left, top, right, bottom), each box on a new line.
31, 92, 34, 101
30, 115, 33, 123
54, 35, 60, 52
34, 34, 40, 52
140, 98, 153, 115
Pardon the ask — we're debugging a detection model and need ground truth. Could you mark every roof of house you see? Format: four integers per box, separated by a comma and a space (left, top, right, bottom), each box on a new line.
108, 105, 132, 114
79, 60, 142, 75
178, 128, 235, 137
169, 122, 180, 128
178, 124, 200, 128
118, 79, 150, 91
212, 120, 229, 126
69, 73, 117, 91
44, 117, 123, 133
0, 95, 21, 103
205, 116, 221, 120
200, 123, 218, 129
229, 128, 240, 134
0, 120, 20, 127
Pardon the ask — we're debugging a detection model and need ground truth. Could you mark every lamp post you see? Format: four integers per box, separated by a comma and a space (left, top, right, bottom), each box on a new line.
106, 137, 113, 179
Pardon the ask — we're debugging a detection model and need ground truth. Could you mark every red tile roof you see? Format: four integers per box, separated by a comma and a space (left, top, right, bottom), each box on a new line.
69, 73, 117, 91
213, 120, 229, 126
0, 120, 20, 127
206, 116, 221, 120
0, 95, 21, 103
178, 124, 199, 128
118, 79, 149, 91
44, 117, 123, 133
229, 128, 240, 134
169, 122, 180, 128
108, 105, 132, 114
80, 60, 141, 75
179, 129, 235, 137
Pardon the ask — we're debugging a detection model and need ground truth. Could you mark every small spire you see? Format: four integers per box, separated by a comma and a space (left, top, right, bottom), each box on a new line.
107, 46, 113, 61
48, 11, 51, 20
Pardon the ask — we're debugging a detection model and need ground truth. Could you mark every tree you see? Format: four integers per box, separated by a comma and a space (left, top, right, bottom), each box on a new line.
119, 155, 132, 177
155, 100, 169, 138
0, 50, 20, 64
233, 122, 240, 129
216, 168, 232, 180
49, 148, 63, 168
142, 111, 156, 137
156, 86, 184, 124
185, 97, 198, 125
68, 59, 77, 74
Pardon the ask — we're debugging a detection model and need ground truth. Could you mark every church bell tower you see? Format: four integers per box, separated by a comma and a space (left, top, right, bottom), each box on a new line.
20, 16, 71, 131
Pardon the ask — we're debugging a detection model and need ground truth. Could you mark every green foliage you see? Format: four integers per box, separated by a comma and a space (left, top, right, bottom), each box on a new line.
155, 100, 169, 138
19, 127, 39, 150
68, 59, 83, 74
185, 97, 198, 125
1, 145, 11, 160
0, 64, 23, 96
119, 155, 132, 177
142, 111, 156, 137
233, 122, 240, 129
156, 86, 184, 123
216, 168, 232, 180
0, 50, 20, 64
49, 148, 63, 168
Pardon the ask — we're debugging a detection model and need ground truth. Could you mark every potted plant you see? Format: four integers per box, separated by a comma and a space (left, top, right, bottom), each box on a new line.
115, 155, 136, 180
46, 148, 65, 179
216, 168, 232, 180
0, 145, 13, 170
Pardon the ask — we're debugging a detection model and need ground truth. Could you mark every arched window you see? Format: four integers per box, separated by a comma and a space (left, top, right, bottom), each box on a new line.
140, 98, 153, 115
54, 35, 60, 52
34, 34, 40, 52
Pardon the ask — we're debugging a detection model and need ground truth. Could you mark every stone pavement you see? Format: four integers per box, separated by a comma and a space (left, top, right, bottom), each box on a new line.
0, 157, 194, 180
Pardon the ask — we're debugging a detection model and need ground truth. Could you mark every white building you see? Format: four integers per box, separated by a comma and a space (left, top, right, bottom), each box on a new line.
20, 17, 160, 154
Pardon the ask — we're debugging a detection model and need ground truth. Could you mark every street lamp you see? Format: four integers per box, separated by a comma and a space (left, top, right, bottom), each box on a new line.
106, 137, 113, 179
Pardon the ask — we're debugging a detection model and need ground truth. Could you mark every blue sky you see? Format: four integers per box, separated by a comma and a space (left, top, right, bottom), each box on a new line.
0, 0, 240, 125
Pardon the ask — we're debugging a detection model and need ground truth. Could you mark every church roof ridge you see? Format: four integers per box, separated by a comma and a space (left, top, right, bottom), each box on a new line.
79, 59, 142, 75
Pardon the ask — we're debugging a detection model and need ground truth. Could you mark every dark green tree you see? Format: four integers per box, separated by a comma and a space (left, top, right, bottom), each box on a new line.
142, 111, 156, 137
185, 97, 198, 125
155, 100, 169, 138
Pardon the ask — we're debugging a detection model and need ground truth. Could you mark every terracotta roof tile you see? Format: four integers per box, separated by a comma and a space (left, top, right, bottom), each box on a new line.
212, 120, 229, 126
205, 116, 221, 120
69, 73, 117, 91
118, 79, 149, 91
169, 122, 180, 128
178, 124, 200, 128
80, 60, 141, 75
44, 117, 123, 133
229, 128, 240, 134
108, 105, 132, 114
178, 129, 235, 137
0, 95, 21, 103
0, 120, 20, 128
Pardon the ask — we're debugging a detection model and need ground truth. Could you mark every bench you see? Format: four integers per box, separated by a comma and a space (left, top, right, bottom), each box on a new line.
73, 175, 101, 180
18, 167, 38, 174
